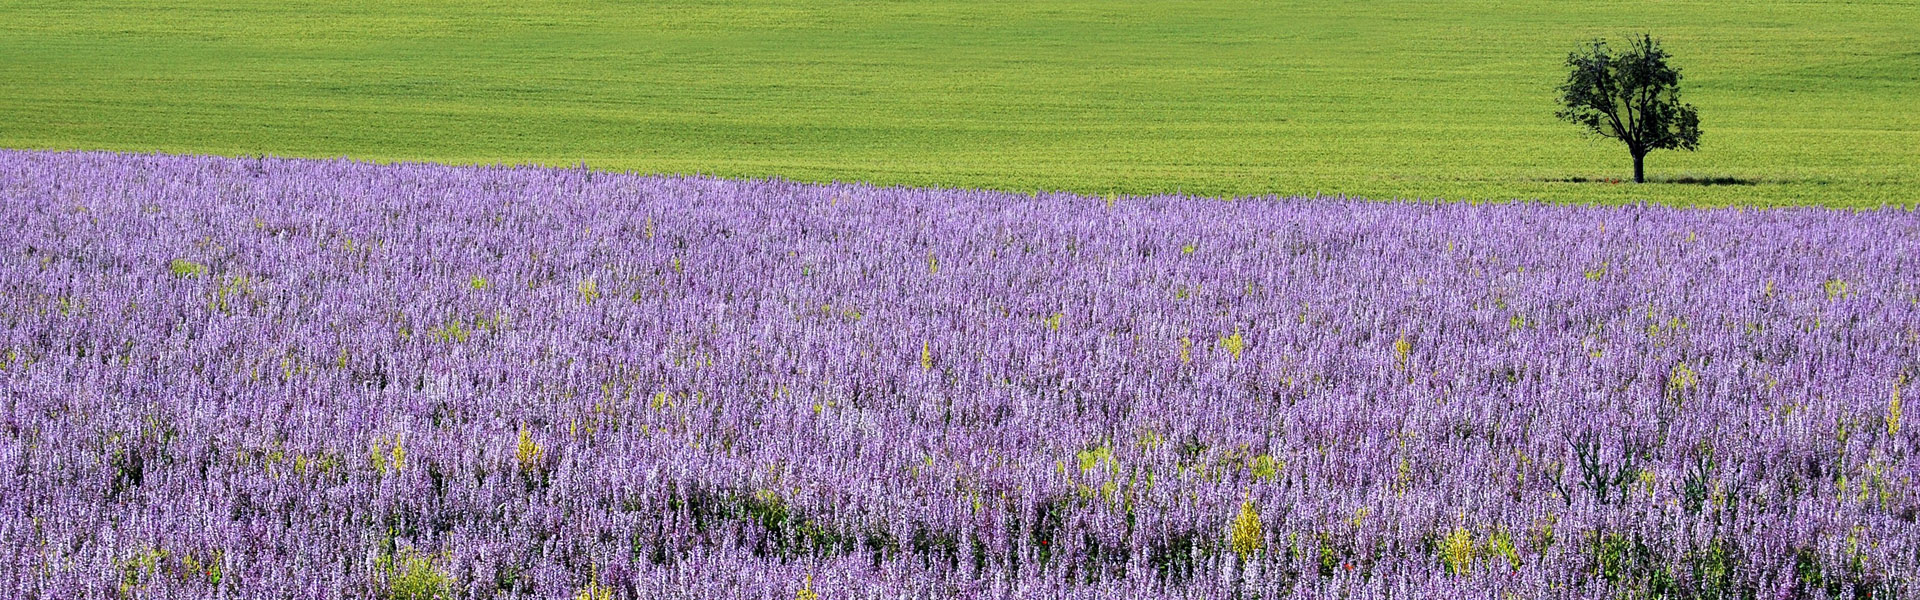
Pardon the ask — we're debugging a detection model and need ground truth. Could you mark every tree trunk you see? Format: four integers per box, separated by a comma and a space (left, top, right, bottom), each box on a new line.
1632, 151, 1646, 183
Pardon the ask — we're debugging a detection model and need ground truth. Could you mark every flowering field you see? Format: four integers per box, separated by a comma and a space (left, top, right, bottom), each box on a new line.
1, 150, 1917, 599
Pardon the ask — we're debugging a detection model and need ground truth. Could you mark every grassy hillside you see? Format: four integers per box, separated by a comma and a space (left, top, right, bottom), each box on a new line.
2, 0, 1915, 207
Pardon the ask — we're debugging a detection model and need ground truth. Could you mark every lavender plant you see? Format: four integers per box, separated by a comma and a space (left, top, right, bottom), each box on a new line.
1, 150, 1916, 598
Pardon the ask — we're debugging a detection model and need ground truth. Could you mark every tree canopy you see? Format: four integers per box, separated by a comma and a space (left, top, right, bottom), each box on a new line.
1557, 35, 1702, 183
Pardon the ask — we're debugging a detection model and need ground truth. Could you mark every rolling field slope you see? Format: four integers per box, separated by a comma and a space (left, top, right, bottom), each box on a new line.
1, 0, 1916, 206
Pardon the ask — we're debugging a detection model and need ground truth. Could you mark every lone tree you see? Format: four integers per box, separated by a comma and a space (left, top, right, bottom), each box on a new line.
1556, 34, 1701, 183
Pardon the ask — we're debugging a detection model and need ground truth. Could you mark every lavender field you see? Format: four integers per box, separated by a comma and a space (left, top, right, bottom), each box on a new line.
1, 150, 1917, 599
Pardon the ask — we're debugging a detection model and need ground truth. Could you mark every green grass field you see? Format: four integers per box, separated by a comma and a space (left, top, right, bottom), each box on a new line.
2, 1, 1915, 207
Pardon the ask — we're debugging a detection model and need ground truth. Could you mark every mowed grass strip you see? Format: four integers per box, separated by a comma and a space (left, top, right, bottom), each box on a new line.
1, 0, 1915, 207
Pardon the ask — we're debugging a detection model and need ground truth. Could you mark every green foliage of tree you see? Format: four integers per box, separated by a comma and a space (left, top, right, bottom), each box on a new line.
1556, 35, 1702, 183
